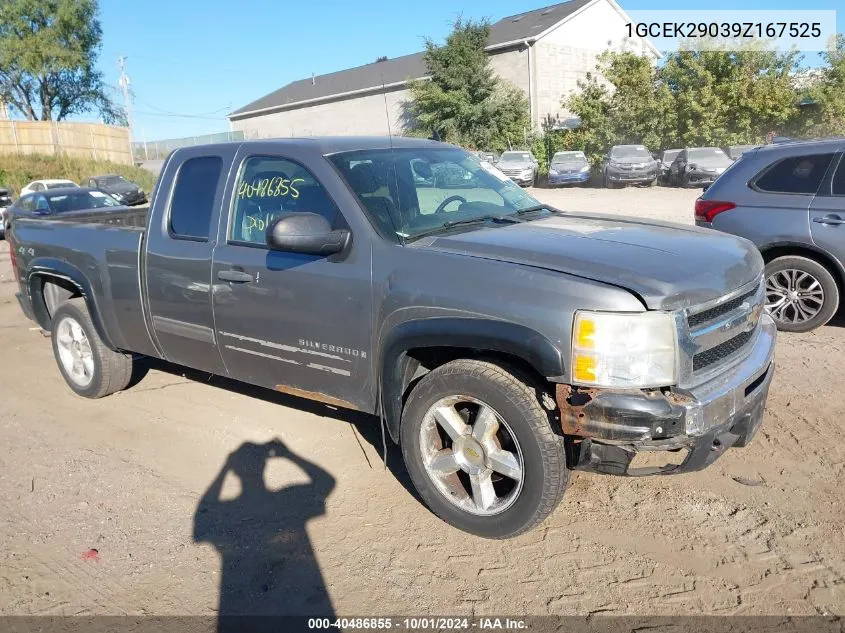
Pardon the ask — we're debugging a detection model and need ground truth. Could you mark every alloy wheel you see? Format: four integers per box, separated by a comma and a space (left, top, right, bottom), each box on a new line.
418, 395, 524, 516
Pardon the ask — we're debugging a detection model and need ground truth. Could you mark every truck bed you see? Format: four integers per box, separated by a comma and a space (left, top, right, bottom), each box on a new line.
13, 207, 158, 357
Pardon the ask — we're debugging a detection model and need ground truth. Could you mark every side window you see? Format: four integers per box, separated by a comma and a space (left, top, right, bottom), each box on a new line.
33, 183, 44, 192
18, 195, 34, 212
35, 195, 50, 211
832, 155, 845, 196
169, 156, 222, 240
754, 153, 835, 195
230, 155, 338, 246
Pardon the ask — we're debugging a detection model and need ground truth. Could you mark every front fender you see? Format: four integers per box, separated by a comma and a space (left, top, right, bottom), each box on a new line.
27, 257, 116, 350
379, 317, 565, 442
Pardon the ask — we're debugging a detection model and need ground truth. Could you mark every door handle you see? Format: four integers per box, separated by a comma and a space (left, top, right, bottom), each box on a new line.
217, 269, 254, 283
813, 215, 845, 226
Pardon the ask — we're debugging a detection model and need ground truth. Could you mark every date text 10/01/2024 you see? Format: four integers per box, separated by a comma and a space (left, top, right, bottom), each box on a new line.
307, 617, 528, 630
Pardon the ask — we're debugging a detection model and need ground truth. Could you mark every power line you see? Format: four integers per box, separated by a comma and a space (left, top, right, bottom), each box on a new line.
133, 110, 229, 121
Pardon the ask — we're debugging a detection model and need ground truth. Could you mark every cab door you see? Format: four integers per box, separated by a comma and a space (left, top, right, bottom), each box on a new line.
210, 148, 373, 411
144, 145, 238, 374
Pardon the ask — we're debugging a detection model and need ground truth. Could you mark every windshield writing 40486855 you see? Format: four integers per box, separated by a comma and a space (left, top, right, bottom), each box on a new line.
237, 177, 305, 199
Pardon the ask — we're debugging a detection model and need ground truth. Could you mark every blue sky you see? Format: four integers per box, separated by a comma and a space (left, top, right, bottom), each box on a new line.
96, 0, 843, 141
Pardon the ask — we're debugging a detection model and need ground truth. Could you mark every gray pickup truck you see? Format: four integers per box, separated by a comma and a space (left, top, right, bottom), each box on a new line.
8, 137, 776, 538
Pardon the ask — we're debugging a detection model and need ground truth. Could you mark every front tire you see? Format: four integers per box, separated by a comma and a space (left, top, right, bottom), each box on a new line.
50, 298, 134, 398
400, 359, 568, 539
764, 256, 839, 332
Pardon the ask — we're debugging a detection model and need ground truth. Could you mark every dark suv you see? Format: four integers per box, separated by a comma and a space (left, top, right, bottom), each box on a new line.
695, 138, 845, 332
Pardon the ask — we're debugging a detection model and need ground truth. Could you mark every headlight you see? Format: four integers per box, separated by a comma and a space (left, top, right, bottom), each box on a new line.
571, 311, 677, 388
549, 169, 558, 175
580, 165, 590, 172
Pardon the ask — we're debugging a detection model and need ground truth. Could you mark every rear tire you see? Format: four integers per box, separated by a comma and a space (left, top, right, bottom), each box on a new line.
400, 359, 568, 539
764, 256, 839, 333
50, 298, 134, 398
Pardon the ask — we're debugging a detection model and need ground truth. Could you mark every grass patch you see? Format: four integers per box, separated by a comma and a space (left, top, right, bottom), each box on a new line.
0, 154, 157, 196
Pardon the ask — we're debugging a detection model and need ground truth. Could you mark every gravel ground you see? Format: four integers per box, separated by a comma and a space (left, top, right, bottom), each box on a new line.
0, 186, 843, 617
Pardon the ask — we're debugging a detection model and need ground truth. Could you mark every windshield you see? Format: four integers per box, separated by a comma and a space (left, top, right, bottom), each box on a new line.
46, 181, 77, 189
552, 152, 587, 165
46, 190, 122, 212
499, 152, 531, 163
689, 147, 728, 160
610, 146, 651, 159
99, 175, 129, 186
662, 150, 681, 163
330, 147, 545, 240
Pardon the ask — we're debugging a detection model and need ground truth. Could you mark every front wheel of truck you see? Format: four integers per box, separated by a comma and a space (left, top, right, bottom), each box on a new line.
400, 359, 568, 538
50, 298, 134, 399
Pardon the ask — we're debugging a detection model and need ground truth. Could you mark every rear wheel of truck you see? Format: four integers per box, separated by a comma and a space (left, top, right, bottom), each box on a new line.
50, 298, 134, 398
400, 359, 568, 539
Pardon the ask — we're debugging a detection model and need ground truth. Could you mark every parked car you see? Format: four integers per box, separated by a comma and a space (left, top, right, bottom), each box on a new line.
19, 179, 79, 195
5, 187, 123, 223
496, 150, 538, 186
658, 149, 682, 184
9, 137, 775, 538
695, 138, 845, 332
0, 186, 12, 239
548, 151, 590, 187
602, 145, 659, 188
669, 147, 734, 188
86, 174, 147, 206
727, 145, 758, 161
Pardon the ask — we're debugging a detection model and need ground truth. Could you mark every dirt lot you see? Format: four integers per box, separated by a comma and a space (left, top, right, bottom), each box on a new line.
1, 186, 844, 617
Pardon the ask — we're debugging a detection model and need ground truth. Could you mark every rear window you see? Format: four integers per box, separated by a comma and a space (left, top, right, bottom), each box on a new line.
754, 153, 835, 195
169, 156, 222, 240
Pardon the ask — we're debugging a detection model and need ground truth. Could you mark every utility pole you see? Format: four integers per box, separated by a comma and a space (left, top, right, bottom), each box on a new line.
117, 56, 135, 161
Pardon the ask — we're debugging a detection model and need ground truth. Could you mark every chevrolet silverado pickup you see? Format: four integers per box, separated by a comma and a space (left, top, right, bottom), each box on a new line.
8, 137, 776, 538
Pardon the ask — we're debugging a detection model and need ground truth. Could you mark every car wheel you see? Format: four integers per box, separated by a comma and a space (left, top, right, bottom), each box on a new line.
764, 256, 839, 333
50, 298, 134, 398
400, 359, 568, 539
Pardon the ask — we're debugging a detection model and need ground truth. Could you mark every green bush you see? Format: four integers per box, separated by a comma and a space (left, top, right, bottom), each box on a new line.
0, 154, 156, 196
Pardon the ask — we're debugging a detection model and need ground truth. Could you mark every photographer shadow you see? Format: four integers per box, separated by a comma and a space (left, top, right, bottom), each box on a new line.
194, 439, 336, 629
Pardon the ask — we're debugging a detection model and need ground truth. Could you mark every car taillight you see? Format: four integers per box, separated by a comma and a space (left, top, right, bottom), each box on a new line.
695, 199, 736, 222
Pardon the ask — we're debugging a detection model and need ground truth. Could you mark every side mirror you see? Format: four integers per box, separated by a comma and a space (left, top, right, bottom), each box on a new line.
266, 212, 351, 256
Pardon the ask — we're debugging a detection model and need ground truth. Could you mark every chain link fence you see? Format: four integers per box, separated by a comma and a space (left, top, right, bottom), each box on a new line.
133, 130, 244, 161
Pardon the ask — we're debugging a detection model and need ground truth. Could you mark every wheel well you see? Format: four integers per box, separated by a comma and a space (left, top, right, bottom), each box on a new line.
399, 347, 550, 412
32, 275, 82, 329
760, 245, 845, 295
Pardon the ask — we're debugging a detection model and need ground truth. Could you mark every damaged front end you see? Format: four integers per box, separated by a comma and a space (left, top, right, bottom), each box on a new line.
555, 314, 777, 477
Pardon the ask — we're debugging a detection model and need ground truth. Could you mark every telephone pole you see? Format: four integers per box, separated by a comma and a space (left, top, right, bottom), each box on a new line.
117, 56, 135, 160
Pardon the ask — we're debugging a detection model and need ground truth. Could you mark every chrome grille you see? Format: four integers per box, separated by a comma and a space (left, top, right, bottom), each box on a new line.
499, 167, 525, 177
688, 288, 757, 328
676, 278, 765, 387
692, 329, 754, 371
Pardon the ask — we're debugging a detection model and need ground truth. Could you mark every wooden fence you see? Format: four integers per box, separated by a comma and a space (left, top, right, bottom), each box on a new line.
0, 120, 132, 164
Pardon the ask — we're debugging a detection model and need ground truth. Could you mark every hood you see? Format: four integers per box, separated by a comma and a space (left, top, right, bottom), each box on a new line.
102, 181, 139, 194
498, 159, 534, 169
609, 155, 655, 166
412, 213, 762, 310
552, 161, 588, 169
689, 155, 732, 169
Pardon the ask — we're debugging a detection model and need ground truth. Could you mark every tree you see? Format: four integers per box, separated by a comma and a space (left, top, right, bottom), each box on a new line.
0, 0, 123, 122
798, 35, 845, 136
406, 18, 530, 152
661, 41, 800, 146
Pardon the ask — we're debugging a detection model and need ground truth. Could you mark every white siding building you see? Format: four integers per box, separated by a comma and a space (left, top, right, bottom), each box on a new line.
228, 0, 658, 138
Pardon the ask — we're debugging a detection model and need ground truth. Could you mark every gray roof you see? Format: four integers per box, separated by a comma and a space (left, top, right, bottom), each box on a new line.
174, 136, 455, 155
230, 0, 595, 119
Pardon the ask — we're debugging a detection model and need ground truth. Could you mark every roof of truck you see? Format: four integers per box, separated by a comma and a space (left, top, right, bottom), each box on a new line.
175, 136, 457, 155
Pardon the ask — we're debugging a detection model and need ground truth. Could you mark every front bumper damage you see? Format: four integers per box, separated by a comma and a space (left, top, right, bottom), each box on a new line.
556, 314, 776, 476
